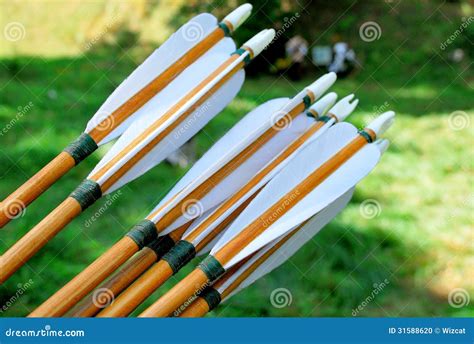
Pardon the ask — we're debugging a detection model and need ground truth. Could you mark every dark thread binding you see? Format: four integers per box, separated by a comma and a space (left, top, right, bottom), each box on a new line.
198, 255, 225, 282
302, 95, 312, 110
306, 110, 319, 120
358, 130, 374, 143
146, 235, 175, 259
69, 179, 102, 210
218, 22, 232, 37
318, 115, 331, 123
201, 287, 221, 311
126, 220, 158, 250
162, 240, 196, 274
63, 133, 98, 165
232, 48, 251, 65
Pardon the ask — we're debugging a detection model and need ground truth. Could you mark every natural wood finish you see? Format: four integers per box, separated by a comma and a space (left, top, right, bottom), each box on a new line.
139, 268, 209, 317
149, 102, 308, 229
214, 134, 371, 266
184, 121, 325, 248
91, 56, 244, 192
28, 236, 138, 317
70, 247, 158, 317
178, 297, 210, 318
0, 197, 82, 284
88, 28, 225, 143
0, 151, 76, 228
97, 259, 174, 317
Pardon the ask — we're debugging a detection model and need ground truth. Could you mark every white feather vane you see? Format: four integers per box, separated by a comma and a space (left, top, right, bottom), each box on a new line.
212, 123, 382, 268
86, 14, 231, 146
220, 188, 354, 300
158, 112, 313, 233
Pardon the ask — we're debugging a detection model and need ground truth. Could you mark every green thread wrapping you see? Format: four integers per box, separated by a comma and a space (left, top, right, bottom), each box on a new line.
359, 130, 374, 143
218, 22, 232, 37
318, 115, 331, 123
198, 255, 225, 282
302, 95, 312, 110
162, 240, 196, 274
69, 179, 102, 210
126, 220, 158, 250
63, 133, 98, 165
201, 287, 221, 311
306, 111, 319, 120
146, 235, 175, 259
232, 48, 251, 65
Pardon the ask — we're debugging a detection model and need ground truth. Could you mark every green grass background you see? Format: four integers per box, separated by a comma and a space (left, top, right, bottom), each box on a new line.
0, 0, 472, 317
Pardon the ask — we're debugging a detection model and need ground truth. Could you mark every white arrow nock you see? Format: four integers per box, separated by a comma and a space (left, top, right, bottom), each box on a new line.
328, 94, 359, 122
307, 92, 337, 118
305, 72, 337, 100
366, 111, 395, 138
242, 29, 275, 58
223, 3, 252, 32
374, 139, 390, 154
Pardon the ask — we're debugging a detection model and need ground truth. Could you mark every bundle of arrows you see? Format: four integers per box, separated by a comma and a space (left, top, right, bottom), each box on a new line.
0, 4, 396, 318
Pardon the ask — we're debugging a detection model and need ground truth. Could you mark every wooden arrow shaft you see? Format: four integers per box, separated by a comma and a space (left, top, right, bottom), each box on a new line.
214, 132, 373, 266
178, 297, 210, 317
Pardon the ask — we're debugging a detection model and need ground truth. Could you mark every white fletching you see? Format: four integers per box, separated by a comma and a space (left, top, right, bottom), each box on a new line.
223, 3, 252, 31
243, 29, 276, 57
212, 122, 382, 269
308, 92, 337, 117
328, 94, 359, 122
220, 188, 354, 300
86, 13, 229, 146
366, 111, 395, 138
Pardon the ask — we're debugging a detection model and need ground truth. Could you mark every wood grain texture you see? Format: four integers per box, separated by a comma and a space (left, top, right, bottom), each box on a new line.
138, 268, 209, 317
177, 296, 210, 317
0, 196, 82, 284
0, 151, 76, 228
29, 236, 139, 317
214, 134, 369, 266
97, 259, 174, 317
150, 102, 307, 230
88, 28, 224, 143
69, 247, 158, 317
90, 56, 244, 192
